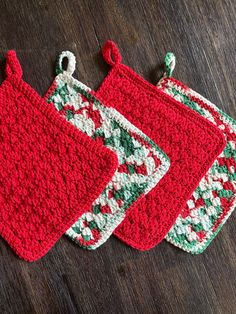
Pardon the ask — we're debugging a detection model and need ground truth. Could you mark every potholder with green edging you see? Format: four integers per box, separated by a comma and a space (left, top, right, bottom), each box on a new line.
45, 51, 170, 250
157, 52, 236, 254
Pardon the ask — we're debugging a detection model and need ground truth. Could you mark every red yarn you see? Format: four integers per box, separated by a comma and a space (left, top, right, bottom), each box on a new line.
102, 41, 122, 66
96, 41, 226, 250
0, 51, 118, 261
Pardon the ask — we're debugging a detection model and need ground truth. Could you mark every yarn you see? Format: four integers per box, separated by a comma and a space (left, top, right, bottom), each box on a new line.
0, 51, 117, 261
45, 51, 170, 249
96, 40, 226, 250
157, 52, 236, 253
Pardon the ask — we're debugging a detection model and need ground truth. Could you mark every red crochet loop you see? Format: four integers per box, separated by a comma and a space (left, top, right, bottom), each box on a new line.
102, 40, 122, 66
5, 50, 23, 78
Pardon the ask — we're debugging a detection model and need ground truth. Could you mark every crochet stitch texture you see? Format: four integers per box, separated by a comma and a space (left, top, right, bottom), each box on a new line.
0, 51, 117, 261
157, 52, 236, 253
45, 51, 170, 249
96, 40, 226, 250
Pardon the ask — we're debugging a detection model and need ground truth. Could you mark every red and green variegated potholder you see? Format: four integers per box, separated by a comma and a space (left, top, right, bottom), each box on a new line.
157, 52, 236, 254
45, 51, 170, 250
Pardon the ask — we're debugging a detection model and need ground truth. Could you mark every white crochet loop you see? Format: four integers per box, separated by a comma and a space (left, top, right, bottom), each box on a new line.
58, 51, 76, 75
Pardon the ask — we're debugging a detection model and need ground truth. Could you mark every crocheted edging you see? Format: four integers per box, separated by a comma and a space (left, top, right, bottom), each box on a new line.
46, 71, 170, 250
0, 56, 118, 261
166, 196, 236, 254
82, 105, 170, 249
85, 103, 170, 249
158, 77, 236, 254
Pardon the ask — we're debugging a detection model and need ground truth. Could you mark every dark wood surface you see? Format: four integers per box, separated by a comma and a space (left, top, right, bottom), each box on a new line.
0, 0, 235, 313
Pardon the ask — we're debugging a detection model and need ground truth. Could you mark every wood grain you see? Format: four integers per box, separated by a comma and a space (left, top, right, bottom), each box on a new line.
0, 0, 235, 313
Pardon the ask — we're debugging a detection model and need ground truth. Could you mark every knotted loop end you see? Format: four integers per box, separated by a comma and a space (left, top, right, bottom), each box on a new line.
102, 40, 122, 66
56, 51, 76, 76
5, 50, 23, 78
164, 52, 176, 77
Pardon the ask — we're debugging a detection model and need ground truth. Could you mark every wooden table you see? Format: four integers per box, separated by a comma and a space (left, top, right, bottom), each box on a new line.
0, 1, 235, 313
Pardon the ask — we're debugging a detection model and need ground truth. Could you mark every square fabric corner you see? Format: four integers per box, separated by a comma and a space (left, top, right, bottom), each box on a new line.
45, 51, 170, 250
158, 73, 236, 254
0, 51, 117, 261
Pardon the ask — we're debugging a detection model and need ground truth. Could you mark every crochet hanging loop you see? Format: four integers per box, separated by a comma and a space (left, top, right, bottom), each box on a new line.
56, 51, 76, 76
5, 50, 23, 78
102, 40, 122, 66
163, 52, 176, 78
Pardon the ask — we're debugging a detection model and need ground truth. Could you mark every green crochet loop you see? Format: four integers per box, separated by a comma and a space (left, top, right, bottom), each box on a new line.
164, 52, 176, 77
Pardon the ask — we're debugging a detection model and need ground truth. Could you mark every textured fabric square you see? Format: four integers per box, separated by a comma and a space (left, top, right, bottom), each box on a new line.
157, 52, 236, 253
45, 51, 170, 249
96, 41, 226, 250
0, 51, 117, 261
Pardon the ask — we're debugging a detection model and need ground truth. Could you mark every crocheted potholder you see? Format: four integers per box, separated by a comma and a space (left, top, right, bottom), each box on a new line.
96, 40, 226, 250
45, 51, 170, 250
0, 51, 118, 261
157, 52, 236, 254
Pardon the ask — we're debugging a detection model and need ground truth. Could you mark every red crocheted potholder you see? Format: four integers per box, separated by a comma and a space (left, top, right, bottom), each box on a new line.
0, 51, 118, 261
96, 41, 226, 250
